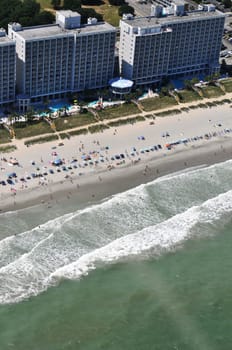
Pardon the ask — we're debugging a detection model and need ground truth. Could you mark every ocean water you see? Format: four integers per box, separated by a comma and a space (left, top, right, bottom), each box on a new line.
0, 160, 232, 349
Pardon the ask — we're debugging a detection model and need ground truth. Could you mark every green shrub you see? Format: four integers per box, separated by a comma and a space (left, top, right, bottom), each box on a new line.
0, 145, 17, 153
88, 124, 108, 133
107, 115, 145, 127
155, 109, 181, 117
69, 128, 89, 136
0, 128, 11, 144
24, 135, 58, 146
141, 96, 177, 111
98, 103, 139, 120
197, 103, 208, 108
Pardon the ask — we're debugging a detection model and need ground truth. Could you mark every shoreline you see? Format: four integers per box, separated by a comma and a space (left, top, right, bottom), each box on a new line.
1, 102, 232, 213
1, 136, 232, 213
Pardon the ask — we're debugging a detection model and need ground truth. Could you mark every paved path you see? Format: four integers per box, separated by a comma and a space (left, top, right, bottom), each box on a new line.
4, 91, 232, 153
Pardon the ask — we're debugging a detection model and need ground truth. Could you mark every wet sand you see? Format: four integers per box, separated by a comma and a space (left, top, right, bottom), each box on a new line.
1, 136, 232, 213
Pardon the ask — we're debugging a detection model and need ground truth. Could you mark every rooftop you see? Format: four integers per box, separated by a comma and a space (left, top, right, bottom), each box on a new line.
13, 21, 116, 40
0, 36, 15, 45
57, 10, 80, 17
122, 9, 225, 28
173, 0, 186, 5
110, 77, 134, 88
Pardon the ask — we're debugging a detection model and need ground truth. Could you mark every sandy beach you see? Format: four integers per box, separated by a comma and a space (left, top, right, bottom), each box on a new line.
1, 103, 232, 213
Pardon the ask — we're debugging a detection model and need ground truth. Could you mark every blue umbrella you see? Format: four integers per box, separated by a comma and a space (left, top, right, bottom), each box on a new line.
7, 172, 17, 178
53, 158, 62, 166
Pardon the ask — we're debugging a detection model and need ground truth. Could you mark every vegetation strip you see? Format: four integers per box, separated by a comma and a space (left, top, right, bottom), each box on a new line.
0, 145, 17, 153
24, 135, 59, 146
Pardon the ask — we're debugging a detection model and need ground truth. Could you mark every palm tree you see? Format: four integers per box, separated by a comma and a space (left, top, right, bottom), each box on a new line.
63, 105, 68, 116
190, 77, 199, 86
212, 72, 220, 81
160, 86, 169, 96
78, 101, 86, 114
8, 112, 18, 125
25, 108, 35, 124
205, 75, 214, 85
184, 80, 192, 91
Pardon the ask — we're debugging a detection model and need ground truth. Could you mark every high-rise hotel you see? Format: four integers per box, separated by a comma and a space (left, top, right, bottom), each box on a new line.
119, 3, 225, 85
0, 6, 226, 108
0, 29, 15, 107
7, 11, 116, 109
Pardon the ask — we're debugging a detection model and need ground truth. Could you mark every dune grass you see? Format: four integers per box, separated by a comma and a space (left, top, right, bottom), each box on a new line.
0, 128, 11, 144
69, 128, 89, 136
107, 115, 145, 127
24, 134, 59, 146
141, 96, 177, 112
220, 79, 232, 93
54, 113, 96, 132
201, 85, 224, 99
178, 90, 201, 103
14, 121, 53, 139
0, 145, 16, 153
98, 103, 140, 120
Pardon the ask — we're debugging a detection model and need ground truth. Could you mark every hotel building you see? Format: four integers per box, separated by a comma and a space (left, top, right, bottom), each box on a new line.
0, 29, 15, 107
119, 4, 225, 85
8, 11, 116, 109
0, 6, 226, 109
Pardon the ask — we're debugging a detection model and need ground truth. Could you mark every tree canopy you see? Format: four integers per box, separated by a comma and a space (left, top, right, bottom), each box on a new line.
51, 0, 61, 10
63, 0, 81, 10
59, 0, 103, 23
0, 0, 55, 29
222, 0, 232, 8
118, 4, 135, 16
0, 0, 103, 29
109, 0, 125, 5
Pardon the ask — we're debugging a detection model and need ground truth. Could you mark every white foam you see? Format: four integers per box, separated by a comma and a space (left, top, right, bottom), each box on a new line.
153, 158, 232, 184
0, 159, 232, 304
48, 189, 232, 287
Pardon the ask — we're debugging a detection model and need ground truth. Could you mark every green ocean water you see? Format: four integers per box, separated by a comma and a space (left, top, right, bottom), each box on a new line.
0, 161, 232, 349
0, 221, 232, 350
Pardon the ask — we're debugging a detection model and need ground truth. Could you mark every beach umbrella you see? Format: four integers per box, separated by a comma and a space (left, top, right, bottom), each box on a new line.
7, 172, 17, 178
81, 155, 91, 160
7, 179, 14, 185
53, 158, 62, 166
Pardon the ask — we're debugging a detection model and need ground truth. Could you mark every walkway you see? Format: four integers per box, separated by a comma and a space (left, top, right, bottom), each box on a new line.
4, 91, 232, 152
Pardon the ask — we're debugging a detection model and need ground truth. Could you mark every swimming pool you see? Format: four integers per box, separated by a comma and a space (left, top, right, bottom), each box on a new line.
49, 103, 72, 113
138, 92, 149, 100
87, 101, 98, 108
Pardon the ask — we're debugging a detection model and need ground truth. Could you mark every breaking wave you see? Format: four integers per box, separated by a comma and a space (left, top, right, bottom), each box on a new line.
0, 160, 232, 304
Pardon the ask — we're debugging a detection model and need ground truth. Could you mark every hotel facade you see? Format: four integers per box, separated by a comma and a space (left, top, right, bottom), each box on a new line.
119, 4, 225, 85
6, 11, 116, 110
0, 6, 226, 108
0, 29, 16, 107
